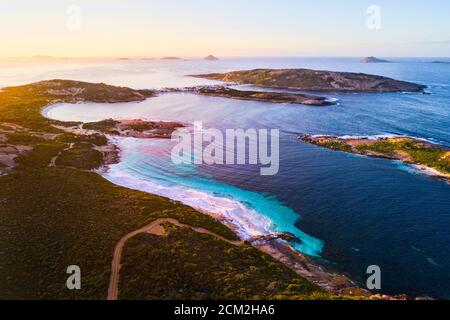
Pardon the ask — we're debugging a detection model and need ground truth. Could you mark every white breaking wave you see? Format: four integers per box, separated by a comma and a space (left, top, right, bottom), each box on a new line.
102, 165, 275, 241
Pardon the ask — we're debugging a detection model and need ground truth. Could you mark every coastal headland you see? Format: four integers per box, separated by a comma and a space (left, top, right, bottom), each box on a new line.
0, 79, 375, 300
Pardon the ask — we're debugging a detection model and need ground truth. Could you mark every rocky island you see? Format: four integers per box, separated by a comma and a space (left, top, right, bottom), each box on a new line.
300, 135, 450, 182
204, 54, 219, 61
360, 56, 391, 63
192, 68, 425, 92
431, 60, 450, 64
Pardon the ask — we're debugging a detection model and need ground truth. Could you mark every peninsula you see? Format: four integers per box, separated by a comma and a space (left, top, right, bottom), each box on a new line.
300, 135, 450, 182
192, 68, 425, 92
184, 86, 336, 106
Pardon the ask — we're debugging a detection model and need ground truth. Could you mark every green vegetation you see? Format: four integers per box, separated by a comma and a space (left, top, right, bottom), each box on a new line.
15, 142, 62, 169
83, 119, 119, 132
355, 141, 396, 156
321, 141, 353, 152
5, 132, 47, 145
410, 149, 450, 173
6, 79, 155, 104
0, 80, 335, 300
126, 122, 161, 132
356, 139, 450, 174
120, 225, 330, 300
55, 143, 104, 170
310, 136, 450, 176
56, 132, 108, 147
83, 119, 181, 138
0, 167, 239, 299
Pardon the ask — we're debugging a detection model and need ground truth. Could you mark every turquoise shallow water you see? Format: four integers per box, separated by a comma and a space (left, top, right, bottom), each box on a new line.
41, 57, 450, 298
104, 137, 324, 257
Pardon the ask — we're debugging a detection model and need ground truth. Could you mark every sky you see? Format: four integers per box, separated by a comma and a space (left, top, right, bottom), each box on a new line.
0, 0, 449, 58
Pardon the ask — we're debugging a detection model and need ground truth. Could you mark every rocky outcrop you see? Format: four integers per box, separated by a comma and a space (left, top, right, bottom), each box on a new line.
431, 61, 450, 64
192, 86, 335, 106
192, 68, 426, 93
82, 119, 184, 139
83, 119, 184, 139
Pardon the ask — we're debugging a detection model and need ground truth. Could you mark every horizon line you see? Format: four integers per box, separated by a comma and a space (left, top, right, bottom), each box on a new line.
1, 55, 449, 60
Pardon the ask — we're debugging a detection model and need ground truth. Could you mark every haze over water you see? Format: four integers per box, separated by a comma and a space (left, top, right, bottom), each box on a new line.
20, 57, 450, 298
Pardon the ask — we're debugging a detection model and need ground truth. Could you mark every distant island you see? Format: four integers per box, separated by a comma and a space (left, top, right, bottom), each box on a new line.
34, 55, 54, 59
360, 56, 391, 63
192, 68, 425, 92
32, 55, 68, 60
161, 57, 183, 60
300, 135, 450, 182
83, 119, 183, 139
204, 54, 219, 61
431, 60, 450, 64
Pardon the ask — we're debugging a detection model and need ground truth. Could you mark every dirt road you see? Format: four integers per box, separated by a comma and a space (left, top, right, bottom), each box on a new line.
107, 218, 244, 300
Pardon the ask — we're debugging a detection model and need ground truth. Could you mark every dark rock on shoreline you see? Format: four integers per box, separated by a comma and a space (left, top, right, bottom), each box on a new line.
249, 232, 298, 243
192, 68, 426, 93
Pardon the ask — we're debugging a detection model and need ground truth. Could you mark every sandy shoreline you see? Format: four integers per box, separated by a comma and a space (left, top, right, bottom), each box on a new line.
40, 100, 399, 298
97, 135, 369, 297
42, 102, 369, 296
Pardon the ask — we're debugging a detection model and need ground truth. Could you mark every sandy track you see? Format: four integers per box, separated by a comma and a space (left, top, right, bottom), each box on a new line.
107, 218, 244, 300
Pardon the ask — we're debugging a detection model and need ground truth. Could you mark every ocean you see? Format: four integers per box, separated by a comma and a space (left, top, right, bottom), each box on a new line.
7, 57, 450, 298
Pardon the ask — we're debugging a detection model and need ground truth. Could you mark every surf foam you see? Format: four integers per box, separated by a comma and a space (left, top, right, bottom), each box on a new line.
101, 137, 324, 257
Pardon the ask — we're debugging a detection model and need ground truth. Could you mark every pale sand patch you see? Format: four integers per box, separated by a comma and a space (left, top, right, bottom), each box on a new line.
441, 151, 450, 161
147, 224, 166, 236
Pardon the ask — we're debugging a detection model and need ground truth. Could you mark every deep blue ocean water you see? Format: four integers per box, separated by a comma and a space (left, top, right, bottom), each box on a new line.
39, 57, 450, 298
